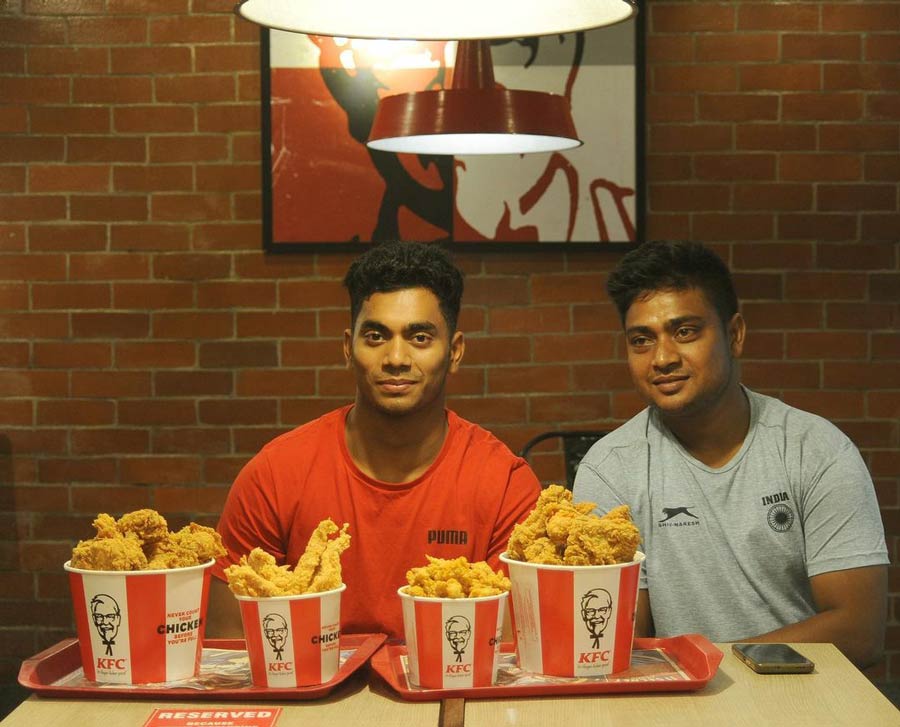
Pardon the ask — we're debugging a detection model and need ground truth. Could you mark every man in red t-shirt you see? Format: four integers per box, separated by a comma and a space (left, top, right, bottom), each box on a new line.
207, 242, 541, 639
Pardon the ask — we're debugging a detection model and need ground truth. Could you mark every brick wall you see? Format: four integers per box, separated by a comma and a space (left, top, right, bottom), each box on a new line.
0, 0, 897, 692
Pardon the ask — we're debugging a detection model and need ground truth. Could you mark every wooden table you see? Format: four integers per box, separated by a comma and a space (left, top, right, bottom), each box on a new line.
3, 644, 897, 726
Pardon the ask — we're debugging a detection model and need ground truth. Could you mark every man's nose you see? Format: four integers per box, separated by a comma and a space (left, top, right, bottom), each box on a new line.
652, 336, 680, 370
383, 338, 411, 368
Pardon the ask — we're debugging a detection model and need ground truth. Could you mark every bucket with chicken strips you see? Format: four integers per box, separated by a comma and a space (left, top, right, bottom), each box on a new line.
500, 485, 644, 677
225, 520, 350, 687
398, 556, 509, 689
65, 509, 226, 684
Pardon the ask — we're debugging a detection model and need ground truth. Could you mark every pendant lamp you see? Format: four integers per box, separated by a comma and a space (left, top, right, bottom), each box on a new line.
236, 1, 638, 41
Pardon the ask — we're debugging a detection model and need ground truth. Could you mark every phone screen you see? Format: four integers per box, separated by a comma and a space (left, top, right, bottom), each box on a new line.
732, 643, 815, 673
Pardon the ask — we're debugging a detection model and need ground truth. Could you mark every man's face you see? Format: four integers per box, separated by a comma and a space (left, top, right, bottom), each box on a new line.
624, 287, 744, 420
344, 287, 464, 419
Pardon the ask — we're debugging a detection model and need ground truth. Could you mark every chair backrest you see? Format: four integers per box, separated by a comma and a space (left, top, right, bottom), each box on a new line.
519, 430, 607, 490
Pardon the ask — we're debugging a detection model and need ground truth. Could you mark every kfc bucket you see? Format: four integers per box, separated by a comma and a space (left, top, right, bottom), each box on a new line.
236, 583, 345, 688
399, 588, 507, 689
500, 551, 644, 677
65, 559, 213, 684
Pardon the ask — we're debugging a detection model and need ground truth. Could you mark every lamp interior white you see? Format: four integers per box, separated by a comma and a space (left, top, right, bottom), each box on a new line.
367, 133, 583, 156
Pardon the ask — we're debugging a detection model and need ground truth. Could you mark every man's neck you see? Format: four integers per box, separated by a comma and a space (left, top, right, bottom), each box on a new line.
661, 384, 750, 468
344, 401, 449, 483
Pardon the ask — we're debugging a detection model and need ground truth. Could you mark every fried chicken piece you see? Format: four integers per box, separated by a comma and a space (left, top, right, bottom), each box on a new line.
307, 522, 351, 593
224, 550, 287, 597
145, 523, 226, 569
506, 484, 572, 560
117, 509, 169, 545
92, 513, 120, 539
404, 555, 510, 598
71, 532, 148, 571
293, 519, 339, 593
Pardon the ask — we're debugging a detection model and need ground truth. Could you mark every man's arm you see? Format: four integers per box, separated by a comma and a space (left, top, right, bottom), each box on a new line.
735, 565, 887, 669
205, 576, 244, 638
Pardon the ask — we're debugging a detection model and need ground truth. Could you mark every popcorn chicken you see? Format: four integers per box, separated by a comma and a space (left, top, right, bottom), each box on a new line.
403, 555, 510, 598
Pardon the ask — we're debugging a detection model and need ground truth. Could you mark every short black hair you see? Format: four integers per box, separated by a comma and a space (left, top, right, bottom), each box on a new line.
343, 241, 464, 332
606, 240, 739, 326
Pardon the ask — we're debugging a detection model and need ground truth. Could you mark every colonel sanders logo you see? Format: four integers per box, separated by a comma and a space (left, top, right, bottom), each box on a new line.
90, 594, 121, 656
581, 588, 612, 649
444, 616, 471, 663
263, 613, 288, 661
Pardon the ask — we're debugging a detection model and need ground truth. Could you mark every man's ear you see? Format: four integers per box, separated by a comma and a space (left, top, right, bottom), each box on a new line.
728, 312, 746, 358
449, 331, 465, 373
342, 329, 352, 367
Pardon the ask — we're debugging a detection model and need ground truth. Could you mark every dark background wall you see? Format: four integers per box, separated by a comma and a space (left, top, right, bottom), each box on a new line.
0, 0, 897, 701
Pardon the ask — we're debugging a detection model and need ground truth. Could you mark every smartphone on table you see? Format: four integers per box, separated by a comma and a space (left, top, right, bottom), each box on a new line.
732, 643, 815, 674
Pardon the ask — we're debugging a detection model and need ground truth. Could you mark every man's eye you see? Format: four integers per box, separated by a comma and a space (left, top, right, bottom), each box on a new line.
629, 336, 651, 348
363, 331, 384, 342
411, 333, 432, 344
675, 327, 698, 340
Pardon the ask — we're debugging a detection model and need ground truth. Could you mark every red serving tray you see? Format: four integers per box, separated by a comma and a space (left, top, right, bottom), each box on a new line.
371, 634, 722, 701
18, 634, 387, 701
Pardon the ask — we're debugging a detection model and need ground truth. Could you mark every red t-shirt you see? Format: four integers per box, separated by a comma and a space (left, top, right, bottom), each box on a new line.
213, 405, 540, 639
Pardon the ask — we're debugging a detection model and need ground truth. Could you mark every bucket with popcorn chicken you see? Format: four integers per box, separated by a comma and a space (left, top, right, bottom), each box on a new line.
236, 585, 345, 687
398, 555, 510, 689
500, 485, 645, 677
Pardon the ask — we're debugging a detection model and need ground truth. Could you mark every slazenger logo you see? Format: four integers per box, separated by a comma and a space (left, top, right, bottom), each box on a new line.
90, 593, 122, 661
444, 615, 471, 673
578, 588, 613, 665
658, 506, 700, 527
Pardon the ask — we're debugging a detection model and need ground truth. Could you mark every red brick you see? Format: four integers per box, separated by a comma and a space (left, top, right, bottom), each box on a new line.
462, 277, 531, 307
787, 331, 868, 359
0, 166, 24, 193
70, 194, 148, 222
696, 33, 778, 62
113, 105, 194, 134
120, 456, 202, 485
783, 93, 864, 121
196, 163, 260, 191
861, 214, 900, 242
193, 222, 260, 250
71, 429, 149, 455
0, 224, 26, 251
734, 184, 813, 211
646, 94, 695, 123
198, 341, 278, 368
149, 135, 229, 163
67, 136, 146, 163
529, 394, 610, 424
0, 17, 66, 45
154, 485, 229, 513
234, 253, 314, 280
0, 48, 25, 74
0, 282, 28, 309
110, 46, 191, 75
733, 272, 782, 300
318, 369, 360, 397
197, 281, 278, 309
37, 399, 114, 426
32, 342, 111, 368
783, 34, 862, 61
818, 184, 896, 212
742, 301, 822, 329
780, 153, 862, 181
651, 124, 733, 153
0, 254, 66, 281
150, 15, 231, 43
232, 134, 260, 161
743, 361, 821, 389
866, 35, 900, 62
825, 63, 900, 92
0, 312, 68, 338
26, 46, 107, 74
195, 44, 258, 72
738, 3, 819, 31
111, 223, 190, 251
29, 164, 110, 193
646, 213, 691, 240
155, 75, 236, 103
695, 153, 776, 181
31, 283, 110, 310
652, 3, 735, 32
107, 0, 189, 11
153, 371, 233, 397
654, 65, 737, 93
113, 165, 192, 192
527, 274, 604, 305
736, 123, 817, 151
68, 16, 148, 44
70, 253, 150, 281
818, 242, 895, 270
115, 342, 195, 368
71, 312, 149, 338
233, 427, 291, 454
534, 333, 615, 363
449, 396, 528, 426
113, 281, 194, 309
73, 76, 153, 104
0, 76, 68, 104
200, 399, 277, 425
868, 392, 900, 419
154, 312, 234, 340
31, 106, 109, 136
118, 399, 197, 425
786, 272, 867, 301
871, 274, 900, 302
873, 332, 900, 359
826, 362, 900, 389
279, 280, 346, 308
0, 400, 33, 425
236, 311, 316, 338
459, 336, 531, 366
152, 428, 231, 455
822, 3, 900, 32
866, 155, 900, 182
572, 363, 632, 391
198, 103, 260, 132
694, 213, 774, 242
237, 72, 259, 102
151, 193, 231, 222
778, 214, 858, 242
153, 253, 230, 281
71, 371, 152, 397
486, 365, 569, 394
698, 93, 778, 122
827, 302, 896, 330
71, 485, 152, 513
836, 421, 896, 449
487, 306, 569, 334
825, 123, 899, 151
741, 331, 785, 360
651, 184, 732, 212
0, 106, 27, 133
0, 370, 67, 396
0, 195, 66, 221
647, 154, 692, 181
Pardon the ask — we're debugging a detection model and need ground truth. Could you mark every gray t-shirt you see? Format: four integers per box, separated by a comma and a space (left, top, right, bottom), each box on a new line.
573, 388, 888, 642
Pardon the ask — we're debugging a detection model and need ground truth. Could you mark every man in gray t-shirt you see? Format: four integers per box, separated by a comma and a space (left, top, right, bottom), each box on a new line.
573, 241, 888, 668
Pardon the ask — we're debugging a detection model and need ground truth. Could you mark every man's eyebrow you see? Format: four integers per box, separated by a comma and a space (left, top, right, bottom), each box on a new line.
405, 321, 439, 335
624, 316, 705, 336
356, 319, 389, 334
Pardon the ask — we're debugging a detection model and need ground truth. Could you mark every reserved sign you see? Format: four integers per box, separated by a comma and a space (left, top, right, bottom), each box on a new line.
142, 707, 281, 727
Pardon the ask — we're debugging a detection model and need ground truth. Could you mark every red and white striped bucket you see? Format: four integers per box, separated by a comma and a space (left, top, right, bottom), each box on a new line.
65, 559, 213, 684
398, 588, 507, 689
500, 552, 644, 677
236, 584, 344, 687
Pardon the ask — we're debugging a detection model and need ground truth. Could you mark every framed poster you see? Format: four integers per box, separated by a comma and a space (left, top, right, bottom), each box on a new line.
260, 17, 644, 252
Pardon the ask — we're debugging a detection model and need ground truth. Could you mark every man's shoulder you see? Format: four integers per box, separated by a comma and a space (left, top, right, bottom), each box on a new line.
579, 408, 653, 468
749, 388, 854, 452
446, 410, 521, 461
